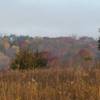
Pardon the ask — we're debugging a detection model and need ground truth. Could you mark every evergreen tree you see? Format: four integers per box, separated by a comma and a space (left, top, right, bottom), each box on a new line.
98, 37, 100, 51
11, 48, 48, 70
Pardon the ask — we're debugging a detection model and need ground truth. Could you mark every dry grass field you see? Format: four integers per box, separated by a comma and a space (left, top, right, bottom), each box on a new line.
0, 67, 100, 100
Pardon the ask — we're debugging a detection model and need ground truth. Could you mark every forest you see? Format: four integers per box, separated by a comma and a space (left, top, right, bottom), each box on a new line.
0, 34, 99, 69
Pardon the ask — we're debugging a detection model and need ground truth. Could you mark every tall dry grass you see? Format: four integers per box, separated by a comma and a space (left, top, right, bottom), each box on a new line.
0, 67, 100, 100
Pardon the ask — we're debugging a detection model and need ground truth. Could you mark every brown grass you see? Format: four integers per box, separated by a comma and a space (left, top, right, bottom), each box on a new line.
0, 67, 100, 100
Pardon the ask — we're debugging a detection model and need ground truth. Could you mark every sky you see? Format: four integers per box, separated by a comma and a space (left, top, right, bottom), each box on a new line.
0, 0, 100, 38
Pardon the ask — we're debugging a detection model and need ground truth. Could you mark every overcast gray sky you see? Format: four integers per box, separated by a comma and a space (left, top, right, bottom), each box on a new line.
0, 0, 100, 38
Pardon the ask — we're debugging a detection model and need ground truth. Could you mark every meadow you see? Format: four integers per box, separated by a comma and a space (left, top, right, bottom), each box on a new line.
0, 67, 100, 100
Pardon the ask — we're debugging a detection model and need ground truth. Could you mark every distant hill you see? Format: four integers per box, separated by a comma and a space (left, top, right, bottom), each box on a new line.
0, 35, 99, 68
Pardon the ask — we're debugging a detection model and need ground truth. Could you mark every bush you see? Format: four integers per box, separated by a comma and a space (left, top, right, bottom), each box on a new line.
11, 48, 48, 70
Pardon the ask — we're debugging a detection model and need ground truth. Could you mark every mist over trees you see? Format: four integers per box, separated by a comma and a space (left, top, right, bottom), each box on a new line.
0, 34, 99, 69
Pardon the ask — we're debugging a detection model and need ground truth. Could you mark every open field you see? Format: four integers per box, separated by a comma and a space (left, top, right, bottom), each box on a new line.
0, 67, 100, 100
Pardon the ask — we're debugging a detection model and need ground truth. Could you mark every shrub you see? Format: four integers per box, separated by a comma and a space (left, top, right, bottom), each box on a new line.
11, 48, 48, 70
